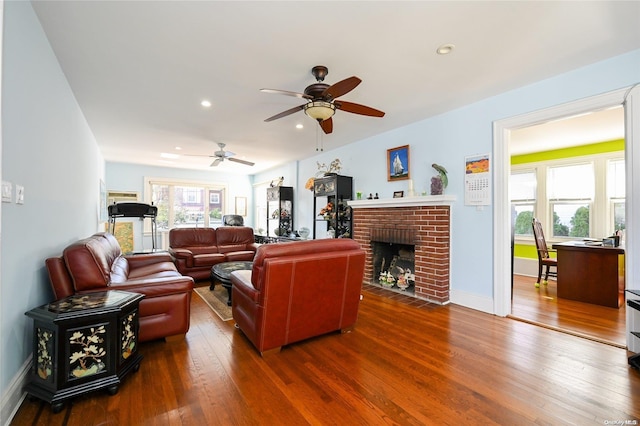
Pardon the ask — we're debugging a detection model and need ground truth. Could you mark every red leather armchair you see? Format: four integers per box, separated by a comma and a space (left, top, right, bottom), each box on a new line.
231, 239, 365, 355
168, 227, 258, 280
45, 232, 194, 342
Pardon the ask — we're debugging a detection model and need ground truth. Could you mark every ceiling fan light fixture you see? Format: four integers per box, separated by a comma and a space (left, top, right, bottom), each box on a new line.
304, 101, 335, 121
436, 44, 455, 55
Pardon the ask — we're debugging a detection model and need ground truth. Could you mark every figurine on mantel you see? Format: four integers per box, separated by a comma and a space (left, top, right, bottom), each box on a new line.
430, 163, 448, 195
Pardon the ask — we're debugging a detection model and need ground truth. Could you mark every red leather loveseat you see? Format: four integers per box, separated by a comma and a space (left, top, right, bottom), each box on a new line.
45, 232, 194, 342
231, 238, 366, 355
168, 227, 258, 280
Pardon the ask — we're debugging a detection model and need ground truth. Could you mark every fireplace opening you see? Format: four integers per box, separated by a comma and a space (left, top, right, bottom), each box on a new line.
372, 242, 415, 294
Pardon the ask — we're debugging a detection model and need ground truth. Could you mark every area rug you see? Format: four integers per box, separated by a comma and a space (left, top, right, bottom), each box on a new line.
194, 285, 233, 321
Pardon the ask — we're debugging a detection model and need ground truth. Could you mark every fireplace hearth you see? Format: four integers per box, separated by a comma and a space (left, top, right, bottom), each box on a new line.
349, 196, 453, 304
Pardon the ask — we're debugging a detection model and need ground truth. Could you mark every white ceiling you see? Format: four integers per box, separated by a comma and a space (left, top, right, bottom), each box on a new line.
31, 1, 639, 174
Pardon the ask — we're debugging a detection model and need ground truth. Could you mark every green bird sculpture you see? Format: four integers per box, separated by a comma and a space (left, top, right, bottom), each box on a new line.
432, 163, 448, 188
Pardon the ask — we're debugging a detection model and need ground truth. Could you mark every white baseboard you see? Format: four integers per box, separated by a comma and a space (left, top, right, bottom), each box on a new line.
1, 357, 30, 426
450, 288, 494, 314
513, 257, 538, 277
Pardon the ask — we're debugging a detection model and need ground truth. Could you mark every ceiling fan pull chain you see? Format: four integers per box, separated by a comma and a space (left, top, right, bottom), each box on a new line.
315, 126, 324, 152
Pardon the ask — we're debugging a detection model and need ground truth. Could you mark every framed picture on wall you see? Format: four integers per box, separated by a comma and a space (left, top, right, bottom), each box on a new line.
387, 145, 410, 181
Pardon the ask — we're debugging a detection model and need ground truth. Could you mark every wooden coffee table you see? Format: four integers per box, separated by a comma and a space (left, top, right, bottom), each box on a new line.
210, 261, 253, 306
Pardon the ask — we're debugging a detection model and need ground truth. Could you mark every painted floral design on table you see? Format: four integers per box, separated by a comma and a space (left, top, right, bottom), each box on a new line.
49, 292, 129, 313
121, 312, 137, 360
69, 326, 107, 378
36, 328, 54, 380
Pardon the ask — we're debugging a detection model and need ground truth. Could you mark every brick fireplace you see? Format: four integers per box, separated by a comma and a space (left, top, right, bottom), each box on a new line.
349, 196, 454, 304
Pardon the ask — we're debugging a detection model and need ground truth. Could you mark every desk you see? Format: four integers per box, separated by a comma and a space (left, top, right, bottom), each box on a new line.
552, 241, 624, 308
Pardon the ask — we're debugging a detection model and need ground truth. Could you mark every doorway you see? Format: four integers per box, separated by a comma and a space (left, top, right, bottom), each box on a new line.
493, 85, 640, 352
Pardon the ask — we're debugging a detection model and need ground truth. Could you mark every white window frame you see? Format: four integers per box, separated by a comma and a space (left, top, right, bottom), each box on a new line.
143, 177, 228, 232
510, 168, 537, 236
511, 151, 624, 244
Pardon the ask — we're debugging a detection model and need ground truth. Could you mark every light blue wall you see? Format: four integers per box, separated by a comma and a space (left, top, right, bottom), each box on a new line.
1, 1, 105, 418
264, 49, 640, 301
105, 162, 253, 248
2, 0, 639, 421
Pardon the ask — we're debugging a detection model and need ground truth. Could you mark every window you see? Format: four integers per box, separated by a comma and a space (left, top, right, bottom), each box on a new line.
511, 151, 624, 243
510, 170, 536, 236
608, 158, 625, 232
548, 163, 594, 238
145, 178, 227, 231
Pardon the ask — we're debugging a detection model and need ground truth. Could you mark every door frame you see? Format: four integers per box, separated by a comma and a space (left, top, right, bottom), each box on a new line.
493, 85, 640, 347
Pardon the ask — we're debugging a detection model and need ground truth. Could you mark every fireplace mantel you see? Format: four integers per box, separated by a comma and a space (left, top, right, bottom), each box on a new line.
348, 195, 456, 209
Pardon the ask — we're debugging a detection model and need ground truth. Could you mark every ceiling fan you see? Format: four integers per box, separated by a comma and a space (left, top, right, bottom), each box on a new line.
186, 142, 255, 167
261, 65, 385, 134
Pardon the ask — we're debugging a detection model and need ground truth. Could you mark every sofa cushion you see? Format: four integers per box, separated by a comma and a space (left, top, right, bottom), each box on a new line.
216, 226, 255, 253
169, 228, 217, 247
225, 251, 256, 262
193, 253, 226, 267
189, 246, 220, 255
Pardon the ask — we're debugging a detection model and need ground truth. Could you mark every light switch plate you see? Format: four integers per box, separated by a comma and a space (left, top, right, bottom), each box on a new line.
2, 181, 12, 203
15, 185, 24, 205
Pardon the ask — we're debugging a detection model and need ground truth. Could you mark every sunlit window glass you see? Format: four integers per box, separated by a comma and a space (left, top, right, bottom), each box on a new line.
510, 171, 536, 236
548, 163, 594, 200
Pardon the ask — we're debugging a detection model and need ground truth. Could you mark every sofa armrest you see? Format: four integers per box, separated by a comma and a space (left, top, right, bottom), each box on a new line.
125, 252, 175, 267
231, 270, 259, 303
168, 248, 193, 259
168, 248, 194, 268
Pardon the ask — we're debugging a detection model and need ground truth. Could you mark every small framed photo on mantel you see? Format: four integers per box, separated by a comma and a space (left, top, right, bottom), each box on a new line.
387, 145, 410, 181
393, 191, 404, 198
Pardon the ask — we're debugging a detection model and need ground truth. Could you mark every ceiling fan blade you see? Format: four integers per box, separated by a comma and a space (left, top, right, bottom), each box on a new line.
319, 117, 333, 134
264, 104, 305, 122
210, 158, 222, 167
228, 157, 255, 166
183, 154, 215, 158
321, 76, 361, 100
260, 88, 312, 100
335, 100, 385, 117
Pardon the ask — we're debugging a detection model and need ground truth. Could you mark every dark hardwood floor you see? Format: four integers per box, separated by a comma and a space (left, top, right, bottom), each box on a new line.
511, 274, 627, 347
12, 283, 640, 425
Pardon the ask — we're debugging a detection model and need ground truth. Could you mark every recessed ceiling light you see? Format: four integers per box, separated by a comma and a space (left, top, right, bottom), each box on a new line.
201, 100, 212, 108
175, 146, 182, 151
296, 123, 304, 129
436, 44, 455, 55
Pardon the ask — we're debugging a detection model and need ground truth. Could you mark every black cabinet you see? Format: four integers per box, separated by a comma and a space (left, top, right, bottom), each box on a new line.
24, 291, 143, 412
267, 186, 294, 238
313, 175, 353, 239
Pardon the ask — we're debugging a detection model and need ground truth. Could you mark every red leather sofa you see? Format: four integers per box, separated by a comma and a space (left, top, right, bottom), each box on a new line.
231, 238, 366, 355
45, 232, 194, 342
168, 227, 258, 280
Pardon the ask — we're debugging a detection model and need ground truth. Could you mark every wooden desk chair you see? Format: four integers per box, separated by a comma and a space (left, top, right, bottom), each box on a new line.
532, 218, 557, 288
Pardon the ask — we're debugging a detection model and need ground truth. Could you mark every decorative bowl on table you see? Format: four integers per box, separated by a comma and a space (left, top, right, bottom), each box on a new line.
298, 227, 310, 239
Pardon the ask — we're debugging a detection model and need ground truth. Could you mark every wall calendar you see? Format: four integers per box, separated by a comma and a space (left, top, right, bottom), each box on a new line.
464, 153, 491, 206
